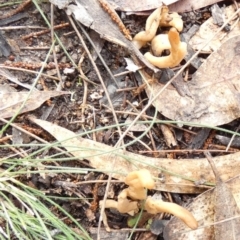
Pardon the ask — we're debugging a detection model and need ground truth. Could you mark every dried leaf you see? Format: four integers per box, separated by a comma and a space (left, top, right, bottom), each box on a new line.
108, 0, 178, 12
30, 118, 240, 194
206, 152, 240, 240
0, 69, 36, 90
144, 34, 240, 126
160, 124, 177, 147
49, 0, 73, 9
189, 5, 240, 52
0, 91, 69, 119
164, 161, 240, 240
89, 227, 129, 240
0, 32, 11, 57
169, 0, 225, 12
66, 2, 93, 27
124, 57, 141, 72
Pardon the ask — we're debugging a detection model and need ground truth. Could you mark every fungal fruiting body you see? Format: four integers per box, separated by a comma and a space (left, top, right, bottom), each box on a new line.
100, 169, 198, 231
151, 33, 170, 56
132, 6, 183, 50
144, 197, 198, 230
144, 28, 187, 68
132, 6, 172, 49
160, 12, 184, 32
132, 5, 186, 68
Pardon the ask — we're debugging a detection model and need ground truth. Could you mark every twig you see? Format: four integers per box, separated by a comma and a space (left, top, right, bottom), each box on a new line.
233, 0, 240, 18
139, 149, 237, 154
0, 135, 12, 143
50, 3, 62, 89
0, 26, 46, 30
0, 64, 60, 81
3, 142, 26, 158
78, 52, 88, 125
0, 0, 31, 20
21, 22, 69, 40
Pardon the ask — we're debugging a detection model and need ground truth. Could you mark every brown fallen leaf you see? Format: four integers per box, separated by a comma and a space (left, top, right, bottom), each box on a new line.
108, 0, 178, 12
163, 154, 240, 240
160, 124, 177, 147
189, 5, 240, 52
30, 118, 240, 194
0, 68, 35, 90
144, 34, 240, 126
205, 152, 240, 240
0, 91, 69, 119
169, 0, 224, 12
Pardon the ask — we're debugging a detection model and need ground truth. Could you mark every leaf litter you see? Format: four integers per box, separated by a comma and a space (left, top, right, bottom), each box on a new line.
1, 0, 240, 239
164, 152, 240, 240
30, 117, 240, 194
144, 34, 240, 126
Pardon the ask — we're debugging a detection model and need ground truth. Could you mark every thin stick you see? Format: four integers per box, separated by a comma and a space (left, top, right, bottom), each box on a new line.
0, 0, 31, 20
50, 3, 62, 89
0, 65, 60, 81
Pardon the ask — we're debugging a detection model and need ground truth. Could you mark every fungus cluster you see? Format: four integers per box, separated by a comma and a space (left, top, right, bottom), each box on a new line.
99, 169, 198, 231
133, 6, 187, 68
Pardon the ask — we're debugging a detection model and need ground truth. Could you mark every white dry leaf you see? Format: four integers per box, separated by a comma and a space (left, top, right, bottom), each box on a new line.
160, 124, 177, 147
124, 58, 141, 72
108, 0, 178, 12
66, 2, 93, 27
90, 92, 102, 100
0, 91, 69, 119
49, 0, 73, 9
63, 68, 75, 75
